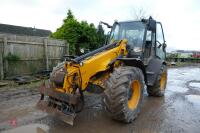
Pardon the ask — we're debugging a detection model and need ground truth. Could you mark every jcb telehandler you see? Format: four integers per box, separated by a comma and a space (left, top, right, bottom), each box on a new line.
38, 17, 167, 125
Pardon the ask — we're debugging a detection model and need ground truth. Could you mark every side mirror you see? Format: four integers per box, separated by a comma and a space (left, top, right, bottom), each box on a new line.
99, 21, 112, 28
148, 17, 156, 32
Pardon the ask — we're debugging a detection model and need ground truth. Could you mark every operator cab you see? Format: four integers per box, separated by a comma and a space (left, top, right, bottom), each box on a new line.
108, 17, 166, 62
109, 21, 145, 58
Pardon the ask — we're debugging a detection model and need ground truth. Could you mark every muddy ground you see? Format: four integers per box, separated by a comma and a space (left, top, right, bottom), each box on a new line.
0, 66, 200, 133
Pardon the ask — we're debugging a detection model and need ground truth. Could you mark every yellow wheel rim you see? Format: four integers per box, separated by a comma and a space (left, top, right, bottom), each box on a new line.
160, 72, 167, 91
128, 80, 141, 110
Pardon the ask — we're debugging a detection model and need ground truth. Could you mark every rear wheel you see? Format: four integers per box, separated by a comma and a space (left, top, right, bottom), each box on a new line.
103, 66, 145, 123
147, 65, 167, 97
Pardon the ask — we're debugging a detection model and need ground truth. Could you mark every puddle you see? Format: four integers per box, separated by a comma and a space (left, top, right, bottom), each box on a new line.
185, 95, 200, 106
2, 124, 49, 133
189, 82, 200, 88
167, 86, 188, 93
167, 80, 185, 86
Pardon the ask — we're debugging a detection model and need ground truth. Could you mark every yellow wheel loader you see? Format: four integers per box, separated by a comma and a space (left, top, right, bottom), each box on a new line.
37, 17, 168, 125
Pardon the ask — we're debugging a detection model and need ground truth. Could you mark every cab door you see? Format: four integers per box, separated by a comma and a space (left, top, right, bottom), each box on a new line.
143, 29, 156, 65
156, 23, 166, 60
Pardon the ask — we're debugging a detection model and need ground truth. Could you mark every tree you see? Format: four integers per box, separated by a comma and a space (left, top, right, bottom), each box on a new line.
51, 9, 105, 55
97, 24, 106, 46
64, 9, 74, 21
131, 8, 150, 20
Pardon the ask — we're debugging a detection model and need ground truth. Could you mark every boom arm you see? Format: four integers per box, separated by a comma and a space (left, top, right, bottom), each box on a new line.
53, 39, 128, 94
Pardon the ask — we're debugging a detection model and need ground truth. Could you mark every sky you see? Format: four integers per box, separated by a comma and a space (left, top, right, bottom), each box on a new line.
0, 0, 200, 51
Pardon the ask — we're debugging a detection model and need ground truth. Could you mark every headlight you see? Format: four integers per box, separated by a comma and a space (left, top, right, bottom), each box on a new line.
133, 47, 142, 53
80, 48, 85, 54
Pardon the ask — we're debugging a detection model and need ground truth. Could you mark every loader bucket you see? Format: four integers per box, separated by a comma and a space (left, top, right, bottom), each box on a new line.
36, 100, 76, 126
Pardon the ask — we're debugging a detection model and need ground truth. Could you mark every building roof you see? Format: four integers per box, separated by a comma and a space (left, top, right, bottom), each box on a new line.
0, 23, 52, 37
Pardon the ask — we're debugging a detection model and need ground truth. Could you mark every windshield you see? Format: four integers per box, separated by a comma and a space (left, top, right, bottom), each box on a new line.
109, 22, 145, 47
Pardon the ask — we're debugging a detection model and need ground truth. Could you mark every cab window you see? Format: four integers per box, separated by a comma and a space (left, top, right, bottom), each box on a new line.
156, 23, 165, 60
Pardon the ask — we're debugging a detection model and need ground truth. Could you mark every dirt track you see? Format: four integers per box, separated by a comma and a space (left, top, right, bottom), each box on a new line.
0, 66, 200, 133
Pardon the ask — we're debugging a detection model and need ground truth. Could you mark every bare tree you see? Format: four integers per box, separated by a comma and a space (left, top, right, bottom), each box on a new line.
131, 7, 150, 20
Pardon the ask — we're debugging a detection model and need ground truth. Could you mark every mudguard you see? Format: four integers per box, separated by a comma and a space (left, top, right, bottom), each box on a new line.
146, 58, 166, 86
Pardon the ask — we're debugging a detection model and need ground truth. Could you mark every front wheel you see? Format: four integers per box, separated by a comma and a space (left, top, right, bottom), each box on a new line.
103, 66, 145, 123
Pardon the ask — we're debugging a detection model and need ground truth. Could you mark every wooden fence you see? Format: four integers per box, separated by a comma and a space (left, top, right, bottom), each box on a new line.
0, 34, 68, 79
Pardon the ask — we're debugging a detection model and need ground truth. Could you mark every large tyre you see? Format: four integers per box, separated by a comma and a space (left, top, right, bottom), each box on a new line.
147, 65, 167, 97
103, 66, 145, 123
